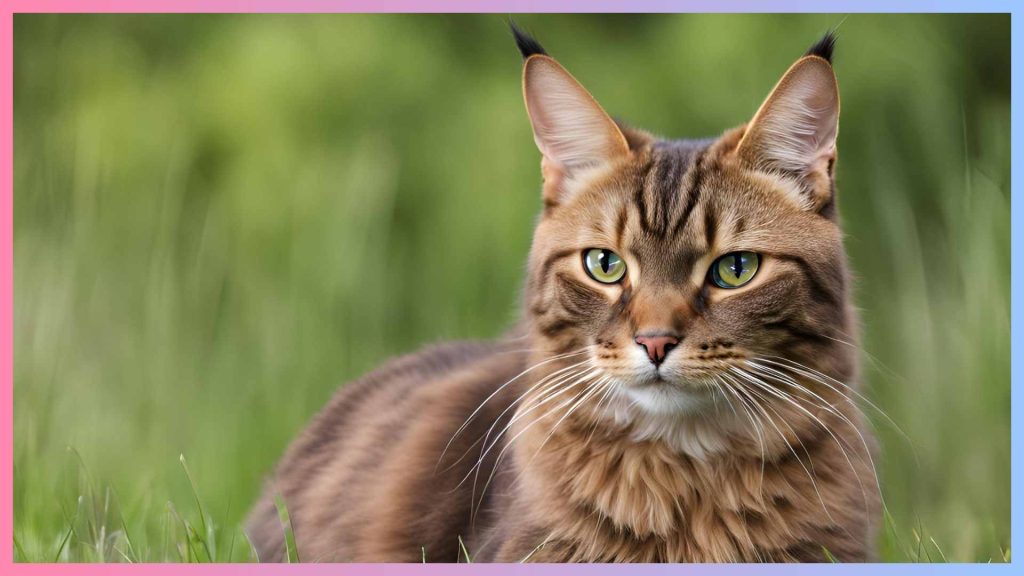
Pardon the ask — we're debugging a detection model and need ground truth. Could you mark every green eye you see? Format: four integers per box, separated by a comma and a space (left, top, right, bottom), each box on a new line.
583, 248, 626, 284
710, 251, 760, 288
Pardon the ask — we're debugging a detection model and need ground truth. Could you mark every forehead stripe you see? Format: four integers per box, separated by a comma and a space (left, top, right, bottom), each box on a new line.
668, 146, 709, 239
633, 156, 655, 235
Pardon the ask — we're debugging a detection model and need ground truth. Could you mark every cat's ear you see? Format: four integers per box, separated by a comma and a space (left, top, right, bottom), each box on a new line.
735, 33, 840, 212
512, 24, 630, 205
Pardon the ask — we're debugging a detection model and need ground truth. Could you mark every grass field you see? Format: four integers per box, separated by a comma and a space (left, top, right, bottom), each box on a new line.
13, 14, 1010, 562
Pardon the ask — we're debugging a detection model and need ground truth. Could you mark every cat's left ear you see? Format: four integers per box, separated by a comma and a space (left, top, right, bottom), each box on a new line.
735, 33, 839, 212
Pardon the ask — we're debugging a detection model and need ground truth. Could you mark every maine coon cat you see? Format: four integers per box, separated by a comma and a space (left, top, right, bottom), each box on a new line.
246, 24, 881, 562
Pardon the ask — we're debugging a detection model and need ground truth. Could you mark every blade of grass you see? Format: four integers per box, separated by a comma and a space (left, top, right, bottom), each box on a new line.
929, 537, 947, 562
114, 493, 139, 562
242, 529, 261, 563
97, 486, 111, 562
912, 527, 933, 563
882, 507, 910, 560
179, 455, 214, 562
458, 535, 472, 563
223, 496, 235, 563
66, 447, 100, 554
167, 501, 199, 563
274, 495, 299, 563
13, 532, 28, 562
179, 455, 209, 539
113, 545, 134, 563
54, 524, 75, 562
822, 546, 838, 563
55, 495, 84, 562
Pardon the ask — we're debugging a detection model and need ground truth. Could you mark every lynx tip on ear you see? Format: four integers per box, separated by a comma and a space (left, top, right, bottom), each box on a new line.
509, 20, 548, 59
805, 30, 837, 63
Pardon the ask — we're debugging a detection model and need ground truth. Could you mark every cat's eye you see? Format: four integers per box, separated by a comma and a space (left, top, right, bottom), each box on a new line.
710, 251, 760, 289
583, 248, 626, 284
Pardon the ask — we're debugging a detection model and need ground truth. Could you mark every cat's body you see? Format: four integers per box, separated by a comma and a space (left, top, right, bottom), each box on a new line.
247, 27, 880, 563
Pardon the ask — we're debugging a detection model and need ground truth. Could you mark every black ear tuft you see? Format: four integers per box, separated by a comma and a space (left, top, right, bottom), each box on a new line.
509, 20, 547, 59
805, 30, 836, 63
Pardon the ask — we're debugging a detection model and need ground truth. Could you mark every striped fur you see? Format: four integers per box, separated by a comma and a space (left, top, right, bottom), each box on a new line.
246, 30, 879, 563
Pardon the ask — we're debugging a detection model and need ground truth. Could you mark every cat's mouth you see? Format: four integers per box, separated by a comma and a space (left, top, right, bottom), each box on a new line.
627, 367, 719, 391
612, 371, 723, 417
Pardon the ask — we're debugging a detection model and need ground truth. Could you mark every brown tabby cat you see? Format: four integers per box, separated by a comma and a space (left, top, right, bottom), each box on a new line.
246, 24, 881, 563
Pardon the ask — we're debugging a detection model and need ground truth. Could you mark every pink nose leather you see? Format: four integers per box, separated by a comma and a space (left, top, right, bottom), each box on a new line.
634, 335, 679, 366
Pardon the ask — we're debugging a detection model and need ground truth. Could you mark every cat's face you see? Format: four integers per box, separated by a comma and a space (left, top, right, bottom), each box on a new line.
518, 32, 854, 418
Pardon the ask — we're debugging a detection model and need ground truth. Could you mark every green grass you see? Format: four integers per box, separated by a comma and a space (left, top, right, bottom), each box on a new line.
13, 14, 1009, 562
273, 495, 299, 563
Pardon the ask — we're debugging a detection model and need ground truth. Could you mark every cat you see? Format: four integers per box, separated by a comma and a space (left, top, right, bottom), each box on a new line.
245, 23, 881, 563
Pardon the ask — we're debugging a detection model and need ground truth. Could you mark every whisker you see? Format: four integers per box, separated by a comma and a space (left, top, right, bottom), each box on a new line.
469, 371, 603, 523
452, 365, 596, 490
758, 356, 912, 449
757, 358, 920, 499
436, 347, 592, 471
717, 374, 769, 503
583, 377, 620, 443
441, 358, 593, 475
725, 372, 837, 526
440, 362, 591, 477
522, 377, 611, 470
733, 365, 874, 518
744, 361, 887, 517
474, 376, 611, 523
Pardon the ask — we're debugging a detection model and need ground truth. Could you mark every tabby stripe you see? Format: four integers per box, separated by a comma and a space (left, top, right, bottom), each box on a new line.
554, 271, 604, 314
539, 316, 579, 337
654, 153, 686, 236
614, 205, 628, 247
634, 158, 655, 234
703, 200, 717, 248
537, 248, 578, 290
773, 254, 839, 305
763, 319, 830, 346
669, 148, 708, 239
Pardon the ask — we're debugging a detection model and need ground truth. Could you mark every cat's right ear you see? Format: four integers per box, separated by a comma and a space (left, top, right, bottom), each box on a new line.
512, 24, 630, 206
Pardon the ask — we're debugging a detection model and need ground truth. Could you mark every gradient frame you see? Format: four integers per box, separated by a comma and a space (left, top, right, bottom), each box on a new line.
1, 1, 1018, 574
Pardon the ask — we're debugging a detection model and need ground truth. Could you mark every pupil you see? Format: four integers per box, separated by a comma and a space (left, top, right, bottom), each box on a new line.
600, 251, 610, 273
730, 254, 744, 277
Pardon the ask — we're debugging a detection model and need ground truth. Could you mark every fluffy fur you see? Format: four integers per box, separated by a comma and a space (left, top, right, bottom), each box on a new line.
246, 28, 880, 563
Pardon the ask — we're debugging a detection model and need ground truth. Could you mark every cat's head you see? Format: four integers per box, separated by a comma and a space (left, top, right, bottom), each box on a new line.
515, 25, 855, 420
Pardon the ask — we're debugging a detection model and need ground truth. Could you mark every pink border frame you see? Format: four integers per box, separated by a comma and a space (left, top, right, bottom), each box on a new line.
4, 1, 1019, 574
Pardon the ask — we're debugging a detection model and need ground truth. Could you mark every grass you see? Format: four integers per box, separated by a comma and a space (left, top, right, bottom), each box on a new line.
13, 14, 1010, 562
273, 495, 299, 563
15, 452, 1008, 563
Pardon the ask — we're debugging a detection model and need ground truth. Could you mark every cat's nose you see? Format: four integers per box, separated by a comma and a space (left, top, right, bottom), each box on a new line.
634, 334, 679, 366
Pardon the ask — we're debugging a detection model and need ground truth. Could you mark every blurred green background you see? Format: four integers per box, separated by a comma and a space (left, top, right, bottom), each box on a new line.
13, 14, 1009, 562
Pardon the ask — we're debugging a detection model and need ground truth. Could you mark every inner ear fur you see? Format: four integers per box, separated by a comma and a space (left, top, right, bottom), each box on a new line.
734, 55, 840, 212
522, 54, 631, 207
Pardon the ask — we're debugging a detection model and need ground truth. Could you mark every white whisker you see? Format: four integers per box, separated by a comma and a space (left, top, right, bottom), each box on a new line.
436, 347, 592, 471
469, 370, 603, 523
744, 360, 887, 517
733, 365, 873, 519
726, 371, 837, 525
474, 376, 611, 523
440, 359, 592, 476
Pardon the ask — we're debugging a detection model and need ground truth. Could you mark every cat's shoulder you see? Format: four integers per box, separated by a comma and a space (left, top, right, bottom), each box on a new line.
300, 339, 525, 437
345, 338, 524, 392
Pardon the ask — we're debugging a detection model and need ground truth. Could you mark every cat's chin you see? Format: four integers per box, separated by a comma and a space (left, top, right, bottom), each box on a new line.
598, 381, 737, 457
599, 375, 741, 458
619, 377, 719, 416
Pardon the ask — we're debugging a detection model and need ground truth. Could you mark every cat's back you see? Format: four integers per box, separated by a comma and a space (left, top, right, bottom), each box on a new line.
246, 338, 528, 562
